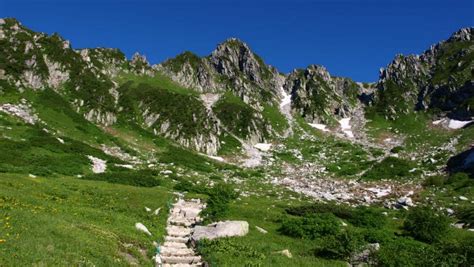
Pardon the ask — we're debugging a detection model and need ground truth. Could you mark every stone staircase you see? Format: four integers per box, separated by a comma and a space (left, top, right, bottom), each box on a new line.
156, 198, 205, 267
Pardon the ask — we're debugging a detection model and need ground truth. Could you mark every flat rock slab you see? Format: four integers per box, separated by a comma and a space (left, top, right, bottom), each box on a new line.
192, 220, 249, 241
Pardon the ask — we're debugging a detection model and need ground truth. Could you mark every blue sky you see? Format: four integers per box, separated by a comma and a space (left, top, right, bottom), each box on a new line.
2, 0, 473, 82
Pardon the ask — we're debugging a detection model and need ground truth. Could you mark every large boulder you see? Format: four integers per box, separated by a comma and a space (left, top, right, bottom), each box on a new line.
447, 147, 474, 178
192, 221, 249, 241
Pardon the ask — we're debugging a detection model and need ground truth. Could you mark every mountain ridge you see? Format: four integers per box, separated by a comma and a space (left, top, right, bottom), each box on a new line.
1, 17, 472, 156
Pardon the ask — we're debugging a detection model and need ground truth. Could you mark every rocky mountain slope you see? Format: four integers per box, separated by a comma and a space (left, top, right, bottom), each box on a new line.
373, 28, 473, 120
1, 18, 472, 158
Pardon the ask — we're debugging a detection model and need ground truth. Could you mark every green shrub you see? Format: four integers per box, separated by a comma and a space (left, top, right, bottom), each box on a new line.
197, 237, 265, 266
375, 238, 433, 267
446, 172, 473, 190
375, 236, 473, 267
173, 179, 207, 194
456, 205, 474, 227
403, 206, 450, 243
81, 170, 161, 187
286, 202, 352, 219
431, 238, 474, 267
363, 157, 414, 180
286, 203, 385, 229
348, 206, 386, 229
202, 183, 239, 223
314, 228, 365, 260
279, 213, 340, 240
362, 229, 394, 244
423, 175, 446, 187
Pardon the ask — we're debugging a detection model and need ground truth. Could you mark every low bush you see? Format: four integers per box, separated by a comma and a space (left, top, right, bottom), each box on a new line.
423, 175, 446, 187
279, 213, 340, 240
431, 238, 474, 266
81, 170, 161, 187
314, 228, 365, 260
202, 183, 239, 222
446, 172, 473, 190
374, 237, 433, 267
456, 205, 474, 227
286, 203, 385, 229
403, 206, 450, 243
197, 237, 265, 266
362, 157, 414, 180
173, 179, 207, 194
286, 202, 352, 219
375, 236, 473, 267
348, 206, 386, 229
362, 229, 394, 244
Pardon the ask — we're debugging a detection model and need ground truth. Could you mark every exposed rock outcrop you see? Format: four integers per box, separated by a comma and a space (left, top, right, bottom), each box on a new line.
375, 27, 474, 120
284, 65, 363, 125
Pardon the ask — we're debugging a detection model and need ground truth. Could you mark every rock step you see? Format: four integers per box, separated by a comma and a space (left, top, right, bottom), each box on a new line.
161, 256, 201, 264
163, 241, 188, 248
160, 247, 195, 257
168, 218, 193, 227
166, 226, 191, 237
165, 236, 189, 243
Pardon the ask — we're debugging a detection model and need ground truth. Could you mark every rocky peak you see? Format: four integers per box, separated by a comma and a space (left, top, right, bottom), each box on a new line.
209, 37, 266, 85
131, 52, 149, 66
378, 54, 427, 84
130, 52, 153, 75
448, 27, 473, 42
304, 65, 332, 83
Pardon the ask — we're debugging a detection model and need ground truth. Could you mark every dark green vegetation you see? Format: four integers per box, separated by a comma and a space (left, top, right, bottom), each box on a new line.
213, 92, 268, 140
82, 170, 162, 187
363, 157, 415, 180
403, 206, 450, 243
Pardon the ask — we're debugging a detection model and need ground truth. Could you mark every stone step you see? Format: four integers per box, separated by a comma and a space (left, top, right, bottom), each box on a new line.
160, 247, 195, 257
168, 218, 193, 227
163, 241, 188, 249
161, 255, 201, 264
165, 236, 189, 243
166, 226, 191, 237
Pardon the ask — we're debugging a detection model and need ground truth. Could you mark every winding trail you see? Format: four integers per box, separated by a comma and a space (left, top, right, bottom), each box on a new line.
157, 198, 205, 267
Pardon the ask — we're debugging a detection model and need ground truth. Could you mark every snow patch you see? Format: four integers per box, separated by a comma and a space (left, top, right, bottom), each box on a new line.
208, 155, 225, 162
87, 155, 107, 173
308, 123, 329, 132
448, 119, 472, 129
115, 164, 134, 169
432, 118, 473, 129
254, 143, 272, 152
339, 118, 354, 138
279, 90, 291, 109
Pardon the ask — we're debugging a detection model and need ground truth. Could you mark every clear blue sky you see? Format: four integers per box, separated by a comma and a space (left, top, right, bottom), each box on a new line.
2, 0, 473, 82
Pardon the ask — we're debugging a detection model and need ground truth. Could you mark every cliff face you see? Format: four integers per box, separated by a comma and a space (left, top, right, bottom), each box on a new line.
284, 65, 362, 125
375, 27, 473, 120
